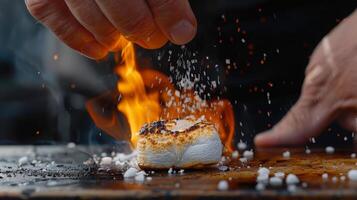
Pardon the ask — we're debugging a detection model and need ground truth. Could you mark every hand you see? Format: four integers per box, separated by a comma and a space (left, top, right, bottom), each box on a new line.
26, 0, 197, 59
255, 10, 357, 147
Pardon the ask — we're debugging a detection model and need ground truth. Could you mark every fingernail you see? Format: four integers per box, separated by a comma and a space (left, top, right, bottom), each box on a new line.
169, 20, 196, 45
81, 42, 107, 59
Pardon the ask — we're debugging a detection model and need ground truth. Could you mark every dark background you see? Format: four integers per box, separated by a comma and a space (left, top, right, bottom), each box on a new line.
0, 0, 356, 147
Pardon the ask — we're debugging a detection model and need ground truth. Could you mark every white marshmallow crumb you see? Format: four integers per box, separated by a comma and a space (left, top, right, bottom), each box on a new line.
286, 174, 300, 185
325, 146, 335, 154
269, 177, 283, 186
282, 151, 290, 158
348, 169, 357, 181
217, 180, 229, 191
124, 167, 139, 178
243, 150, 254, 160
231, 151, 239, 159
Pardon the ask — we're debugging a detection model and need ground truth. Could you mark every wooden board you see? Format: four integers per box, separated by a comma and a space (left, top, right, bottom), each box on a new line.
0, 145, 356, 199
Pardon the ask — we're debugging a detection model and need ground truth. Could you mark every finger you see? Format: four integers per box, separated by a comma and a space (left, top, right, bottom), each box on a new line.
95, 0, 167, 49
338, 112, 357, 132
147, 0, 197, 45
64, 0, 121, 50
255, 65, 337, 147
26, 0, 108, 59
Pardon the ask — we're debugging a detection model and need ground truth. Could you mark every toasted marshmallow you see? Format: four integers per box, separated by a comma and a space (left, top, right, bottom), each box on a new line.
136, 117, 223, 169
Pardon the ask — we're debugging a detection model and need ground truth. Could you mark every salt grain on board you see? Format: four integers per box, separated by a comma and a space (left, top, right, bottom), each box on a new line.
286, 174, 300, 185
243, 150, 254, 160
218, 180, 229, 191
269, 177, 283, 186
348, 169, 357, 181
282, 151, 290, 158
325, 146, 335, 154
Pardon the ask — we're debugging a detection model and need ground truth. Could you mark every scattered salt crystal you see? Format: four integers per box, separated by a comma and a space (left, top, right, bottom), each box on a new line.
269, 177, 283, 186
179, 169, 185, 174
258, 167, 270, 175
18, 156, 28, 166
282, 151, 290, 158
322, 173, 329, 181
274, 172, 285, 178
218, 165, 229, 171
239, 157, 248, 163
237, 141, 247, 150
351, 153, 356, 158
168, 168, 173, 174
255, 183, 266, 191
146, 177, 152, 181
325, 146, 335, 154
123, 167, 138, 178
332, 176, 338, 183
243, 150, 254, 160
288, 184, 297, 192
100, 157, 112, 166
348, 169, 357, 181
311, 137, 316, 143
175, 183, 180, 188
67, 142, 76, 148
256, 173, 269, 183
217, 180, 229, 191
302, 182, 308, 188
134, 173, 145, 182
225, 59, 231, 65
286, 174, 299, 185
231, 151, 239, 159
340, 176, 346, 182
305, 149, 311, 154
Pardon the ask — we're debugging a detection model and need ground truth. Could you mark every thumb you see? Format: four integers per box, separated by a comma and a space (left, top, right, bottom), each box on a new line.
255, 65, 336, 147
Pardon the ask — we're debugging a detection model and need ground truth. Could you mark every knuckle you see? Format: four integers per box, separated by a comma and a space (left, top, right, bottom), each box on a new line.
26, 0, 50, 21
149, 0, 177, 11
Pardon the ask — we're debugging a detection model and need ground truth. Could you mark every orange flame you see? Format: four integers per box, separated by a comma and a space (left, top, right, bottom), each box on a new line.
87, 37, 235, 151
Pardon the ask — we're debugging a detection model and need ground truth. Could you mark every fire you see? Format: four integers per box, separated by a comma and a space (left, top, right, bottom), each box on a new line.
87, 37, 235, 151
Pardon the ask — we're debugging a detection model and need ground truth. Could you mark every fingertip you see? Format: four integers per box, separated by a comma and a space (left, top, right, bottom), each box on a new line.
169, 20, 197, 45
254, 130, 275, 147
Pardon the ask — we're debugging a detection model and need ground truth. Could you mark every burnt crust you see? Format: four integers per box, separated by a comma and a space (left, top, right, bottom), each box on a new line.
138, 119, 212, 136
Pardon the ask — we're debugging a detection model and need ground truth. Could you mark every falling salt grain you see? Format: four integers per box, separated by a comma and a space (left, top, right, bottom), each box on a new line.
231, 151, 239, 159
237, 141, 247, 150
124, 167, 139, 178
286, 174, 299, 185
325, 146, 335, 154
269, 177, 283, 186
217, 180, 229, 191
282, 151, 290, 158
348, 170, 357, 181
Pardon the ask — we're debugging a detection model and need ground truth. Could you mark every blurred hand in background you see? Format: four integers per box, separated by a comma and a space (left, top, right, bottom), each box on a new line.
255, 10, 357, 147
25, 0, 197, 59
